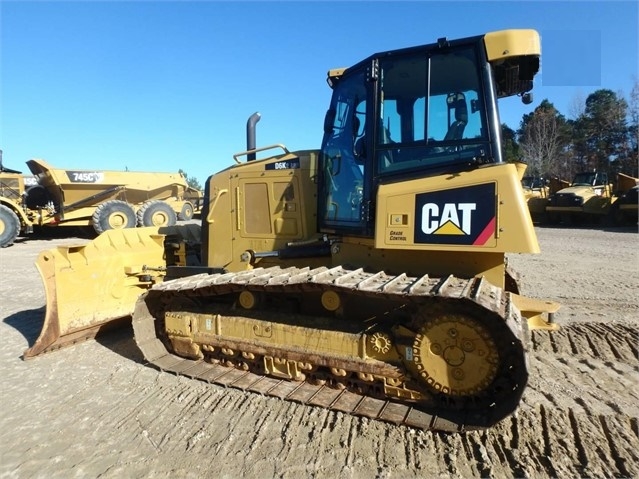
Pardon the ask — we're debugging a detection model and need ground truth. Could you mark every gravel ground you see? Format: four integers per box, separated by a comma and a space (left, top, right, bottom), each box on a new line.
0, 225, 637, 478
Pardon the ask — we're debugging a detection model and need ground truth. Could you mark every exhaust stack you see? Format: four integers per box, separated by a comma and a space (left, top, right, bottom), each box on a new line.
246, 112, 261, 161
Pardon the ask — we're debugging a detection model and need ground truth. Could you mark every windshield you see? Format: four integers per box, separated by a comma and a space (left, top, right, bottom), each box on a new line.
572, 172, 607, 186
376, 46, 489, 177
522, 176, 545, 189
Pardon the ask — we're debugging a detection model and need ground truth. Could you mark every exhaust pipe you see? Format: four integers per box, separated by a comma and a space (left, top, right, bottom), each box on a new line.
246, 112, 261, 161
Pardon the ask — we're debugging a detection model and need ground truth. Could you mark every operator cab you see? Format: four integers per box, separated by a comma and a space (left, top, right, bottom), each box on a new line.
318, 30, 539, 237
571, 172, 608, 187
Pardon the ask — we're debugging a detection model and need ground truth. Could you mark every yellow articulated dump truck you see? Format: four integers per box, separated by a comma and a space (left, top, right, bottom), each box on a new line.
546, 171, 615, 225
609, 173, 639, 225
546, 171, 639, 225
26, 29, 560, 432
0, 159, 203, 248
0, 157, 203, 247
25, 158, 202, 232
521, 175, 570, 224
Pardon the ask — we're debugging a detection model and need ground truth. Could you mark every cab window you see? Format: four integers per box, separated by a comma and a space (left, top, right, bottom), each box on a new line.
377, 46, 488, 176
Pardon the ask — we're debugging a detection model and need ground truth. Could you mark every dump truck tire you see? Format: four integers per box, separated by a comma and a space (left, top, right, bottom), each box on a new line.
0, 204, 20, 248
25, 185, 50, 210
607, 202, 625, 226
92, 200, 137, 234
177, 201, 194, 221
137, 200, 177, 227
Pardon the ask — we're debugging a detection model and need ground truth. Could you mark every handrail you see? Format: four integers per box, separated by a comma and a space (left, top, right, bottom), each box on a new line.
232, 144, 290, 164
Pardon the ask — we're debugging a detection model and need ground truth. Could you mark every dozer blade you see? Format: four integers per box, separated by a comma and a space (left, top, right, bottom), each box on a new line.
24, 224, 201, 358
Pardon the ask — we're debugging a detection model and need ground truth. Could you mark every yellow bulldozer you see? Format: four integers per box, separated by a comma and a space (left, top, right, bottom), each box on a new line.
24, 29, 559, 432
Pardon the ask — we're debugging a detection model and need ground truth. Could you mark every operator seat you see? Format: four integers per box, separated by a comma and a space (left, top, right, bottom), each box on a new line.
444, 93, 468, 142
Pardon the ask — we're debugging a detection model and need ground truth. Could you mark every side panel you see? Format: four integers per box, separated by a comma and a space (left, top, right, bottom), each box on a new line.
0, 173, 25, 200
55, 171, 187, 207
202, 151, 319, 271
375, 162, 539, 253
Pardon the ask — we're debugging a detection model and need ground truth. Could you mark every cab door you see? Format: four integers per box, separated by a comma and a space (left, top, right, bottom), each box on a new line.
318, 68, 372, 236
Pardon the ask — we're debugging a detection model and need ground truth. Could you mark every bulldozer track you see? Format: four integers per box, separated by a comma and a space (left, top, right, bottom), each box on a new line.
132, 265, 529, 433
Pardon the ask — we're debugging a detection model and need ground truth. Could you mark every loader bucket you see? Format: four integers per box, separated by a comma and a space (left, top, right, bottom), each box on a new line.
25, 223, 201, 358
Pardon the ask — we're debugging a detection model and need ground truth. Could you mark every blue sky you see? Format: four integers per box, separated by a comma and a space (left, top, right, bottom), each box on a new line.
1, 1, 637, 185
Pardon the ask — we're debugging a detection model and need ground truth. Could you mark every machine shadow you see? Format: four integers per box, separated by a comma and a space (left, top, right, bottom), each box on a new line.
93, 318, 146, 364
3, 307, 46, 349
3, 308, 144, 363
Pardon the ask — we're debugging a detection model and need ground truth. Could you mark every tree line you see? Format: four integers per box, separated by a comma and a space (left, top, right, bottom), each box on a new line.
502, 81, 639, 182
178, 168, 203, 191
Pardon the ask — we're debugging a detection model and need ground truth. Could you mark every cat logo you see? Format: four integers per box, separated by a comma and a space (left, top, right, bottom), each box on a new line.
414, 183, 496, 245
421, 203, 476, 235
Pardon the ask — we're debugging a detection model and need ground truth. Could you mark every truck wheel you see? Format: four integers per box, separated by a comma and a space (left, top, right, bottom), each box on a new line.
92, 200, 137, 234
0, 204, 20, 248
546, 212, 559, 225
177, 202, 194, 221
137, 200, 177, 227
608, 202, 625, 226
25, 185, 50, 209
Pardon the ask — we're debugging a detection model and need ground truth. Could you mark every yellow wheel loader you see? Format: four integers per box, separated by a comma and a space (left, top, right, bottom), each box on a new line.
25, 29, 559, 432
0, 151, 35, 247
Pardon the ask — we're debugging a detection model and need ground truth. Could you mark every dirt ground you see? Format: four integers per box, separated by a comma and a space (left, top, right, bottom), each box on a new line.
1, 225, 637, 479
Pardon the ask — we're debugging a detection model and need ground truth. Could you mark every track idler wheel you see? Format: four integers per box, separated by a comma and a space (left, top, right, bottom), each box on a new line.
403, 307, 528, 427
401, 303, 527, 423
411, 314, 499, 398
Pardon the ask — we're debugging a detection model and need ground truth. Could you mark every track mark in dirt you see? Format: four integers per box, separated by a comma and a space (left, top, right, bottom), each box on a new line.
509, 407, 638, 478
538, 405, 560, 477
567, 409, 590, 476
526, 353, 637, 414
599, 415, 639, 478
532, 322, 639, 363
511, 320, 639, 478
499, 420, 527, 477
464, 432, 494, 477
400, 430, 416, 471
